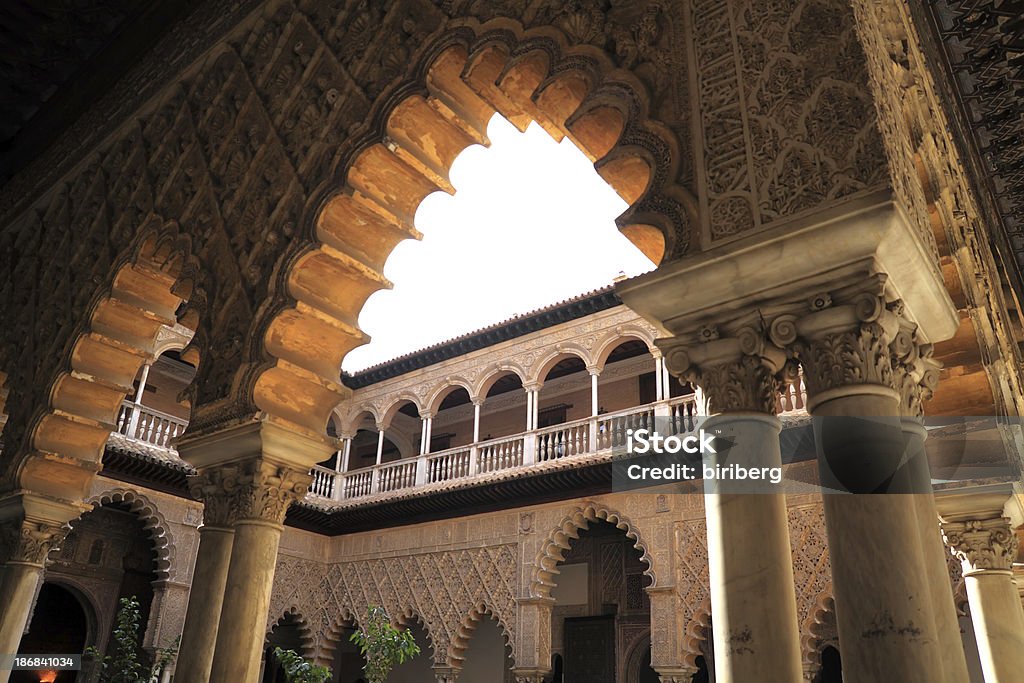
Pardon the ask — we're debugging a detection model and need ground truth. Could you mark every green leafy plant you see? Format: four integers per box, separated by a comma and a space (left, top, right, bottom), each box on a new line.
84, 596, 179, 683
271, 647, 332, 683
349, 606, 421, 683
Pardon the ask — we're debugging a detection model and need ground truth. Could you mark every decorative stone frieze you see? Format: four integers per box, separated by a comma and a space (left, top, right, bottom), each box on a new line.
942, 516, 1018, 575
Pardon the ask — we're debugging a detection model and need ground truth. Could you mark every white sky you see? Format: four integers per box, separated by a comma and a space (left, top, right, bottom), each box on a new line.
342, 114, 656, 372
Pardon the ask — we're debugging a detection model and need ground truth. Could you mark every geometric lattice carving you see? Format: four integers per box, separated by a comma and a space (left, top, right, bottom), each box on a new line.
269, 544, 517, 669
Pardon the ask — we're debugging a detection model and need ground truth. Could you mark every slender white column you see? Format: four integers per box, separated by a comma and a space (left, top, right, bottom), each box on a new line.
419, 418, 427, 455
472, 401, 482, 443
127, 361, 153, 436
589, 370, 599, 416
423, 416, 433, 454
340, 437, 352, 472
532, 389, 539, 429
525, 389, 534, 430
375, 427, 385, 465
939, 489, 1024, 683
654, 356, 664, 401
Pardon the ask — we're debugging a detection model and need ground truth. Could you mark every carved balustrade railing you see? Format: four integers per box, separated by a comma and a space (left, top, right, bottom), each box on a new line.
115, 400, 189, 449
312, 395, 708, 504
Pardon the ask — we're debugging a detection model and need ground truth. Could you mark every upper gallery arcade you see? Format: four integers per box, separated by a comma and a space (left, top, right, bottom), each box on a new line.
1, 1, 1024, 682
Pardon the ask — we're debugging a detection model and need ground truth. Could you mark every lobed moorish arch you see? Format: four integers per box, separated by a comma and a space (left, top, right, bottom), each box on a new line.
447, 602, 515, 670
87, 488, 177, 583
682, 598, 714, 672
530, 502, 656, 599
800, 590, 839, 675
8, 220, 200, 506
254, 17, 697, 453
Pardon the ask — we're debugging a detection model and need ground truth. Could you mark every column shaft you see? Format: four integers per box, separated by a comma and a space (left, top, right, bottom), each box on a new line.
901, 422, 970, 682
941, 502, 1024, 683
209, 520, 284, 682
704, 414, 802, 683
473, 403, 481, 443
813, 394, 946, 682
376, 429, 385, 465
0, 562, 43, 683
175, 525, 235, 683
964, 572, 1024, 682
590, 372, 599, 416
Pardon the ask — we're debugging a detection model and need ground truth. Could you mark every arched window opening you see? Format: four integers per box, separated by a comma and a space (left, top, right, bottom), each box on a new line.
329, 620, 363, 683
115, 347, 196, 449
388, 618, 434, 682
262, 613, 307, 683
426, 386, 472, 452
342, 113, 655, 374
813, 646, 842, 683
550, 520, 651, 683
13, 583, 91, 683
536, 355, 587, 429
457, 615, 513, 683
478, 372, 526, 442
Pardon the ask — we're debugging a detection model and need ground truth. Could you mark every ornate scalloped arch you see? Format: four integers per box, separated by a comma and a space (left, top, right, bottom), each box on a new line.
266, 608, 317, 659
448, 602, 515, 669
397, 606, 441, 666
682, 597, 713, 670
530, 502, 656, 599
592, 328, 658, 372
9, 221, 197, 504
249, 16, 696, 448
800, 589, 838, 674
529, 346, 593, 385
88, 487, 176, 582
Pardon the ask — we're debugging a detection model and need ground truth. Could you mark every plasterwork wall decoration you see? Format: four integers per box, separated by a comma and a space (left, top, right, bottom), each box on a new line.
268, 544, 518, 669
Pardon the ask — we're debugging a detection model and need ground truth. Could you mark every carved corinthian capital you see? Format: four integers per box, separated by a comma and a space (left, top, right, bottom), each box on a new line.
0, 518, 69, 566
193, 459, 310, 526
942, 516, 1019, 575
792, 279, 941, 414
658, 325, 786, 414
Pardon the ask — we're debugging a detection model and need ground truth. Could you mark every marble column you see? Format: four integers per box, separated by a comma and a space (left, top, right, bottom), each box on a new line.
900, 416, 971, 682
175, 468, 238, 683
176, 420, 329, 683
659, 325, 803, 683
207, 459, 309, 682
0, 494, 81, 683
939, 489, 1024, 683
796, 284, 947, 682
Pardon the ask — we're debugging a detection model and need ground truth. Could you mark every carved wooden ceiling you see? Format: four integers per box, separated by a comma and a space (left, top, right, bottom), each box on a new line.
921, 0, 1024, 285
0, 0, 196, 183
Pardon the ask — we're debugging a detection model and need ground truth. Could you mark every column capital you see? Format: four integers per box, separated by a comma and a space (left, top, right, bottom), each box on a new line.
191, 458, 311, 526
657, 323, 786, 414
0, 518, 68, 566
432, 666, 459, 683
789, 280, 940, 414
942, 515, 1018, 574
0, 493, 86, 566
654, 670, 697, 683
419, 411, 436, 420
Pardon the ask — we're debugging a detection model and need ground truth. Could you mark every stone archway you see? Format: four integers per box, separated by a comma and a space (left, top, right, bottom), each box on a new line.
531, 502, 656, 600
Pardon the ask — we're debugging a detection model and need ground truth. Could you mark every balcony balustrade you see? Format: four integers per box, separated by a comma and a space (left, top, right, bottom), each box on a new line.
108, 372, 807, 507
307, 395, 699, 504
115, 400, 188, 449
